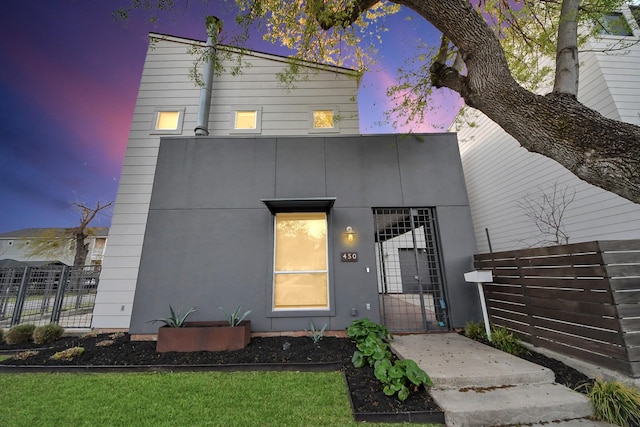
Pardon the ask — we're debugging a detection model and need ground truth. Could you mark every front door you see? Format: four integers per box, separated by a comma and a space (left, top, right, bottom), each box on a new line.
374, 208, 449, 332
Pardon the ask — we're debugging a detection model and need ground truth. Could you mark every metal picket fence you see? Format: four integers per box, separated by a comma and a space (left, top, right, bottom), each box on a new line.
0, 265, 100, 329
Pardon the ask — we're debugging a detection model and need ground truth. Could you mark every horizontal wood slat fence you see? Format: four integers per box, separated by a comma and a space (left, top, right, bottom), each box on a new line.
474, 240, 640, 377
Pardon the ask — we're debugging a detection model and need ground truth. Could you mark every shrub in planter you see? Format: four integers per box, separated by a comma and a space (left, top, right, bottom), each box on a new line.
5, 324, 36, 345
33, 324, 65, 344
150, 305, 197, 328
154, 305, 252, 353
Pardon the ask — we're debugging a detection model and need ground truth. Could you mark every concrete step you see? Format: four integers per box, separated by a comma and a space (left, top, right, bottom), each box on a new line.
430, 382, 594, 427
390, 333, 555, 389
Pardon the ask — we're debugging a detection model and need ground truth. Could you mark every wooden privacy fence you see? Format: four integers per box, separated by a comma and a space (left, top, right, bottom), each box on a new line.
474, 240, 640, 377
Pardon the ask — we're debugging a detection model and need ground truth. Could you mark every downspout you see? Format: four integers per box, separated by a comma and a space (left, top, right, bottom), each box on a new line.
194, 16, 222, 136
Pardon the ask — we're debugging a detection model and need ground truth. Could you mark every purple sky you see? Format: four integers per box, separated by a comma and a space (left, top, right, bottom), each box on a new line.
0, 1, 461, 234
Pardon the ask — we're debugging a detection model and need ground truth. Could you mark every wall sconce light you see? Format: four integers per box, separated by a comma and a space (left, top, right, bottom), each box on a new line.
345, 226, 356, 242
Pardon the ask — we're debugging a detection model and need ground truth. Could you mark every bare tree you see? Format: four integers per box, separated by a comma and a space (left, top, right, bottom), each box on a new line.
70, 201, 113, 268
518, 180, 576, 247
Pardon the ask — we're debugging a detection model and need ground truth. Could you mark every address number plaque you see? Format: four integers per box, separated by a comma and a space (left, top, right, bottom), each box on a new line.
341, 252, 358, 262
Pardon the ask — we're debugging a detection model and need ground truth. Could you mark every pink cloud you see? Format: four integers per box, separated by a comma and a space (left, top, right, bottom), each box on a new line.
365, 69, 463, 134
0, 38, 134, 172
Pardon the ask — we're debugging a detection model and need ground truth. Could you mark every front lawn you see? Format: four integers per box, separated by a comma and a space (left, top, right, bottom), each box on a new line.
0, 371, 441, 427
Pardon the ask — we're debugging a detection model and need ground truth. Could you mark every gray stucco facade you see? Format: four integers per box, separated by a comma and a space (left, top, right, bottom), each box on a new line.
129, 133, 480, 334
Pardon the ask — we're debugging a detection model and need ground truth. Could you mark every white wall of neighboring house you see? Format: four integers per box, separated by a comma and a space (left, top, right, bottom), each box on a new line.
93, 33, 361, 329
455, 6, 640, 253
0, 228, 108, 266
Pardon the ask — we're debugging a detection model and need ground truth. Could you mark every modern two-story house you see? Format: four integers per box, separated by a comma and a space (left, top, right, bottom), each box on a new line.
93, 22, 480, 337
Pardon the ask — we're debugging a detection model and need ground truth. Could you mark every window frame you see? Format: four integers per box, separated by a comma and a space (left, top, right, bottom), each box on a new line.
308, 106, 340, 133
271, 212, 330, 312
230, 106, 262, 134
150, 108, 186, 135
598, 12, 634, 36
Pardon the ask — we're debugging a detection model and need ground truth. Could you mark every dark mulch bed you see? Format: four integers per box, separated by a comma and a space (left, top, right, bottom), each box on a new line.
1, 331, 601, 421
0, 333, 440, 416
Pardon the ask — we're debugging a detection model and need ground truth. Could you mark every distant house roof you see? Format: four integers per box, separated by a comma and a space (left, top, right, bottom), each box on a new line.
0, 227, 109, 239
0, 259, 67, 268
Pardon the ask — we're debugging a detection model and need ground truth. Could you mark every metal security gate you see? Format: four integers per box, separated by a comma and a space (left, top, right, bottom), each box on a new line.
0, 265, 100, 329
374, 208, 449, 332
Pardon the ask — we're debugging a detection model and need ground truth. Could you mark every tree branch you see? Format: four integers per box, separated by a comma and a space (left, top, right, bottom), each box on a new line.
309, 0, 380, 30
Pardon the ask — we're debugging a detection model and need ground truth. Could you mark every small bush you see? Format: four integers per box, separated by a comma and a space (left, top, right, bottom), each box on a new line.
464, 321, 487, 341
14, 350, 39, 360
33, 324, 64, 345
50, 347, 84, 361
5, 324, 36, 345
586, 379, 640, 427
490, 326, 528, 356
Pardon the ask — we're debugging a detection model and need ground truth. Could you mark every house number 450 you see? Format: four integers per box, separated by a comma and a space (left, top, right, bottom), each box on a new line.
341, 252, 358, 262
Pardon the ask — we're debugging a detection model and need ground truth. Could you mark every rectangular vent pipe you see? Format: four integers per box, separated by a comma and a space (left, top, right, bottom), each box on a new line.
195, 16, 222, 136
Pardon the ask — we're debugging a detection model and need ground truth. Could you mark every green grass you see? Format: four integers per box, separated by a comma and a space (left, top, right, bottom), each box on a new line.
0, 371, 441, 427
0, 355, 10, 362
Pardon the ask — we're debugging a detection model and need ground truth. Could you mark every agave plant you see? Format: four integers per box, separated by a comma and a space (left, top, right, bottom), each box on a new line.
150, 305, 197, 328
219, 306, 251, 327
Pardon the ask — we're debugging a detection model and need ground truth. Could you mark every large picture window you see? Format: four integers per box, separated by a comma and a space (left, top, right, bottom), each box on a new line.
273, 212, 329, 310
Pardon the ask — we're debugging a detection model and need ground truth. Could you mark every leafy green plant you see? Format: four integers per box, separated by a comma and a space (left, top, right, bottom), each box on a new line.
150, 305, 197, 328
347, 318, 392, 342
50, 346, 84, 361
5, 324, 36, 345
374, 358, 433, 401
33, 323, 65, 344
584, 379, 640, 427
352, 334, 392, 368
464, 321, 487, 341
490, 326, 529, 356
347, 319, 393, 368
219, 306, 251, 327
305, 320, 328, 344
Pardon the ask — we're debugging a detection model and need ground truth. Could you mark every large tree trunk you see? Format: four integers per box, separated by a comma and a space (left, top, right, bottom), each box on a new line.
394, 0, 640, 203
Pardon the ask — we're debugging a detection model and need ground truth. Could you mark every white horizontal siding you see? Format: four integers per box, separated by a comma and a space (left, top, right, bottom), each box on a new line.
457, 26, 640, 254
94, 33, 361, 329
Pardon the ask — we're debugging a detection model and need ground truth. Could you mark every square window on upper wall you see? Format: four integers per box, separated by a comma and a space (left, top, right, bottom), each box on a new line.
598, 12, 633, 36
309, 107, 340, 133
151, 108, 185, 135
231, 106, 262, 134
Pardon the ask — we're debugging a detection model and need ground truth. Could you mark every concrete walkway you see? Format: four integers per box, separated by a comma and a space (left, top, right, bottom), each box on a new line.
390, 333, 614, 427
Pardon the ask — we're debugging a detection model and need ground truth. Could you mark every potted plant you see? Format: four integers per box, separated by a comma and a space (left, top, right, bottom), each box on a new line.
153, 305, 252, 353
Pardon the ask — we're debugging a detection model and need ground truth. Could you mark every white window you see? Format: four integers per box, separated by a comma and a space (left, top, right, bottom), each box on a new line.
309, 107, 340, 133
273, 212, 329, 310
151, 108, 185, 134
235, 111, 257, 129
231, 106, 262, 133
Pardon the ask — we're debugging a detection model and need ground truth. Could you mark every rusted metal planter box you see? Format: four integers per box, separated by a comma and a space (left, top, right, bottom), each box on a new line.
156, 321, 251, 353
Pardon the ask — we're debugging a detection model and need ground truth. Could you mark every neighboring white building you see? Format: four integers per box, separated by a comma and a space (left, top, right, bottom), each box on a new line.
93, 32, 361, 329
455, 5, 640, 253
0, 227, 108, 266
